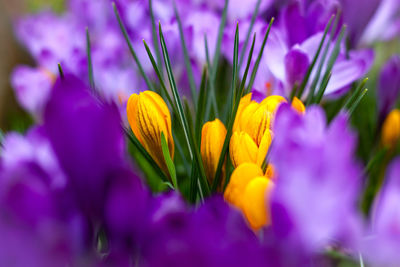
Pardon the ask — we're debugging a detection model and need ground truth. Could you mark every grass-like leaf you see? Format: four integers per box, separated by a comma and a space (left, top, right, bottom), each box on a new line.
348, 88, 368, 116
159, 22, 211, 196
113, 2, 156, 93
314, 71, 332, 104
57, 63, 64, 79
204, 35, 219, 119
142, 40, 176, 112
238, 0, 262, 69
246, 17, 274, 94
86, 27, 95, 90
149, 0, 163, 77
296, 16, 334, 99
343, 78, 369, 111
206, 0, 229, 118
174, 2, 198, 104
195, 67, 209, 144
314, 25, 347, 103
161, 132, 178, 189
230, 24, 239, 115
211, 0, 229, 81
212, 24, 240, 192
189, 160, 199, 203
123, 126, 168, 181
237, 33, 256, 103
306, 14, 338, 105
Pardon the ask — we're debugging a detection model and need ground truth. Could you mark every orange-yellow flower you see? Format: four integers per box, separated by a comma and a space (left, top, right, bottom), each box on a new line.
224, 163, 274, 230
382, 109, 400, 148
201, 119, 227, 187
126, 91, 174, 174
230, 94, 305, 168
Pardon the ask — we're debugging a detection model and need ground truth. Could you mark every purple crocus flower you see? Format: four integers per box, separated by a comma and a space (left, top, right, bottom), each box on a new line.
14, 11, 87, 75
1, 127, 66, 188
362, 158, 400, 266
10, 66, 55, 119
263, 22, 373, 98
269, 104, 363, 254
0, 138, 91, 266
378, 55, 400, 122
140, 195, 263, 267
43, 75, 127, 219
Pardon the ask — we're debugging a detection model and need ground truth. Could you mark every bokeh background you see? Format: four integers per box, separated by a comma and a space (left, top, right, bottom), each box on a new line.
0, 0, 64, 132
1, 0, 400, 137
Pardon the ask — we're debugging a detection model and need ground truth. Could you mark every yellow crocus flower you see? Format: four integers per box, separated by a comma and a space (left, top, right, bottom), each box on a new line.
230, 94, 305, 168
230, 94, 283, 168
224, 163, 274, 230
201, 119, 227, 187
382, 109, 400, 148
126, 91, 174, 174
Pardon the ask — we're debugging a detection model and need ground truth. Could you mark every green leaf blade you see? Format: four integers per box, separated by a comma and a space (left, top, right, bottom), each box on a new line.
161, 132, 178, 189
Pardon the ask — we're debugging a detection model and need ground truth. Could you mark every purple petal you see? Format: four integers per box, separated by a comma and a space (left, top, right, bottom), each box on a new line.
325, 49, 374, 95
283, 1, 308, 46
284, 47, 310, 86
43, 75, 126, 218
378, 55, 400, 120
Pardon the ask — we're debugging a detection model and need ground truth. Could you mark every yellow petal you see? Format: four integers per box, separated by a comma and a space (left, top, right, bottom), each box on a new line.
201, 119, 227, 185
260, 95, 287, 113
245, 104, 272, 146
382, 109, 400, 148
292, 96, 306, 114
238, 101, 259, 134
242, 177, 274, 230
224, 163, 264, 209
229, 131, 258, 168
126, 91, 174, 175
141, 91, 174, 158
256, 130, 272, 166
233, 93, 254, 133
264, 164, 275, 180
127, 93, 142, 143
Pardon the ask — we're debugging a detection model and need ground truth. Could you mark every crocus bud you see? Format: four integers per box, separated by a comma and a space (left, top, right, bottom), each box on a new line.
224, 163, 273, 230
382, 109, 400, 148
126, 91, 174, 174
230, 94, 280, 168
201, 119, 227, 186
230, 130, 272, 167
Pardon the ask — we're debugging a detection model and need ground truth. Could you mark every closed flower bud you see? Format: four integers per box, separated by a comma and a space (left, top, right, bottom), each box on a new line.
231, 94, 304, 168
224, 163, 273, 230
382, 109, 400, 148
126, 91, 174, 174
201, 119, 227, 186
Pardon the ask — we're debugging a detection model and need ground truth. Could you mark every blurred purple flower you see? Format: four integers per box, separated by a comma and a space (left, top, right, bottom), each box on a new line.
43, 75, 127, 218
10, 66, 55, 118
362, 158, 400, 266
342, 0, 400, 46
1, 127, 66, 188
269, 104, 363, 253
0, 145, 91, 266
14, 11, 87, 74
140, 195, 262, 267
378, 55, 400, 122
